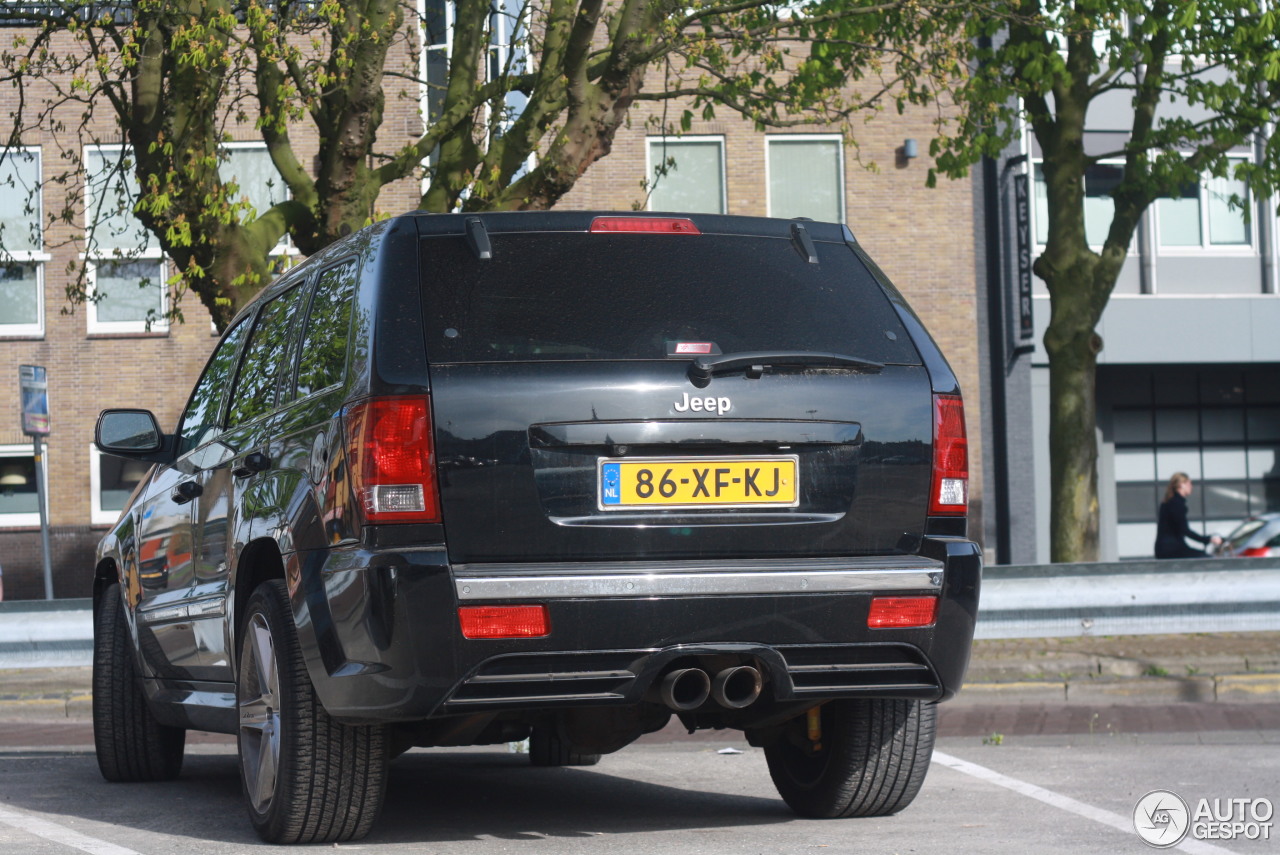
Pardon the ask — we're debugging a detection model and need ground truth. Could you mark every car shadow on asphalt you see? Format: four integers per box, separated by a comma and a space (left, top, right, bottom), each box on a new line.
373, 750, 790, 843
1, 748, 793, 847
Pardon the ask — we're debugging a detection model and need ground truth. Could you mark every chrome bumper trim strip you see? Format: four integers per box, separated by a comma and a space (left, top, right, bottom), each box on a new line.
455, 566, 941, 601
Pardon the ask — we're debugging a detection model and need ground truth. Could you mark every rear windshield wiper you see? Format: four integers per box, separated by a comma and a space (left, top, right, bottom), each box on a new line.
688, 351, 884, 387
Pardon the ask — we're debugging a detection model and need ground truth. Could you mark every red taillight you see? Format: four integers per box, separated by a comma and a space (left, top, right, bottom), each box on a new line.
867, 597, 938, 629
588, 216, 700, 234
343, 396, 440, 524
930, 394, 968, 516
458, 605, 550, 639
1239, 547, 1273, 557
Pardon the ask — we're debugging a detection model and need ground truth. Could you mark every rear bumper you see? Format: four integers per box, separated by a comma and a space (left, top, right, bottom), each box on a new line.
290, 537, 981, 724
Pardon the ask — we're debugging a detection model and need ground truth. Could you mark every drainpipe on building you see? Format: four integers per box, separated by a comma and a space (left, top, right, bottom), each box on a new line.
982, 151, 1011, 565
1257, 127, 1276, 294
1138, 211, 1156, 294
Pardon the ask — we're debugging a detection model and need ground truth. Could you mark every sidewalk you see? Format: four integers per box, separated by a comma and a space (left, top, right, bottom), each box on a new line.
0, 632, 1276, 720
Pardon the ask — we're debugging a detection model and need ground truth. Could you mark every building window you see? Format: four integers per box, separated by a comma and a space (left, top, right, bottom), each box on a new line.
766, 135, 844, 223
84, 145, 168, 333
221, 144, 290, 253
1033, 164, 1049, 245
647, 137, 726, 215
0, 445, 45, 528
1157, 160, 1252, 250
1084, 163, 1123, 247
89, 259, 166, 328
1110, 366, 1280, 559
1032, 161, 1128, 249
487, 0, 527, 124
90, 446, 150, 525
0, 263, 43, 336
418, 1, 528, 187
422, 0, 452, 128
0, 147, 46, 336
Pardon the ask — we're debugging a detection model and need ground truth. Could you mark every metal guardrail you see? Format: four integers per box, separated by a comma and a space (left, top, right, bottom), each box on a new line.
0, 598, 91, 669
0, 558, 1275, 668
976, 557, 1280, 639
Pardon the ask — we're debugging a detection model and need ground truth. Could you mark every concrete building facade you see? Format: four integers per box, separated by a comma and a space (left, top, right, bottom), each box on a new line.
981, 85, 1280, 563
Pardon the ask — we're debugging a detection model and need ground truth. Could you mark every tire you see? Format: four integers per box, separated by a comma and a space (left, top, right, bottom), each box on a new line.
237, 580, 389, 844
764, 699, 936, 818
529, 724, 602, 767
93, 583, 186, 782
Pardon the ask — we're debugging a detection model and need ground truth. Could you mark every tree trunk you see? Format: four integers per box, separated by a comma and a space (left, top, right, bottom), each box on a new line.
1044, 320, 1102, 563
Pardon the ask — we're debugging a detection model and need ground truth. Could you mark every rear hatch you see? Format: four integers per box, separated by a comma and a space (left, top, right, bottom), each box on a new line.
419, 217, 935, 565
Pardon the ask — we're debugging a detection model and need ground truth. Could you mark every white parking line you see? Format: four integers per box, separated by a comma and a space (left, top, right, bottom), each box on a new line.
0, 805, 140, 855
932, 751, 1238, 855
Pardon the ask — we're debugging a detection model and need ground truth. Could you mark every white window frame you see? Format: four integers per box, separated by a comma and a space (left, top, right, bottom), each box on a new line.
417, 0, 454, 199
85, 256, 169, 334
645, 135, 728, 214
0, 145, 49, 337
418, 0, 455, 125
764, 133, 846, 223
0, 443, 47, 528
1029, 157, 1137, 255
209, 141, 301, 336
1043, 9, 1130, 59
1155, 155, 1256, 256
83, 144, 168, 334
0, 261, 47, 338
416, 1, 533, 198
221, 141, 295, 257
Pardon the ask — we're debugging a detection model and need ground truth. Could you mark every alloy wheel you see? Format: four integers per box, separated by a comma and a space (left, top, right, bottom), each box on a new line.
239, 612, 281, 813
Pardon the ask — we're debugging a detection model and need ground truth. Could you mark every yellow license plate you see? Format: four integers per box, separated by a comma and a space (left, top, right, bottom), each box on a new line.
598, 456, 799, 510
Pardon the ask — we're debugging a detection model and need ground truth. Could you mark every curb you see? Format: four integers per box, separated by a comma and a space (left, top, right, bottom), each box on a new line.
1, 676, 1277, 720
950, 672, 1280, 705
1216, 673, 1280, 701
0, 694, 93, 720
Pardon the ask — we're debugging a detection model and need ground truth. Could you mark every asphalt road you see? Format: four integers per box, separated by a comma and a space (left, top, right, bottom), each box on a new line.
0, 710, 1276, 854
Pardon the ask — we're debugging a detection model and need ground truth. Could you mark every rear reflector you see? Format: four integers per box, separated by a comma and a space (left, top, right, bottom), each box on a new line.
867, 597, 938, 629
930, 394, 969, 516
459, 605, 551, 639
344, 396, 441, 524
589, 216, 700, 234
1239, 547, 1274, 557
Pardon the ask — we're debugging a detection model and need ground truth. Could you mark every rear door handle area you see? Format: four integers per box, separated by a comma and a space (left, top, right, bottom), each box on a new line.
232, 452, 272, 479
171, 481, 203, 504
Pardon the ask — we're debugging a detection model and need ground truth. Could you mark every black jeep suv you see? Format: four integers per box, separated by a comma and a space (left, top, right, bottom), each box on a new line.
93, 211, 980, 843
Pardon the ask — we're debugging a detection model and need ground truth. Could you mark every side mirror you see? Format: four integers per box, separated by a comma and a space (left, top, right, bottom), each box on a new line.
96, 410, 167, 457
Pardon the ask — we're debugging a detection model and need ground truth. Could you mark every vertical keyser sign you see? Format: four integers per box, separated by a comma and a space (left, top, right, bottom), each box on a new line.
1013, 174, 1034, 343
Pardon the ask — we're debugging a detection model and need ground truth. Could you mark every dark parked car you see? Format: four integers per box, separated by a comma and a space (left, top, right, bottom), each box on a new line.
92, 211, 981, 843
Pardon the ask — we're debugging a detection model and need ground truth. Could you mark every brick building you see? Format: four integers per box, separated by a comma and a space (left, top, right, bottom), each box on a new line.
0, 18, 986, 599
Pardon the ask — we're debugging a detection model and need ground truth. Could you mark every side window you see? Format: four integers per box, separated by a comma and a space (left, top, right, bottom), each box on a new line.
177, 318, 249, 455
227, 285, 306, 428
296, 260, 357, 398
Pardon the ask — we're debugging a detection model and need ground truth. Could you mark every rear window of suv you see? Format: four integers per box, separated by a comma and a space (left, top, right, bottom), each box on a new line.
419, 232, 921, 365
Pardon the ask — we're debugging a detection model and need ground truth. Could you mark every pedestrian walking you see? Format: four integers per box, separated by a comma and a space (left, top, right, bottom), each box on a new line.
1154, 472, 1222, 559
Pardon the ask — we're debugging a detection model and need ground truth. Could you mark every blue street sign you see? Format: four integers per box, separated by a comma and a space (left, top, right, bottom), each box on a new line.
19, 365, 49, 436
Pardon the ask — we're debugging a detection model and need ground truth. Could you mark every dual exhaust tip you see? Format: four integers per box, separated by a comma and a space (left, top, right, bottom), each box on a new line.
657, 665, 763, 711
